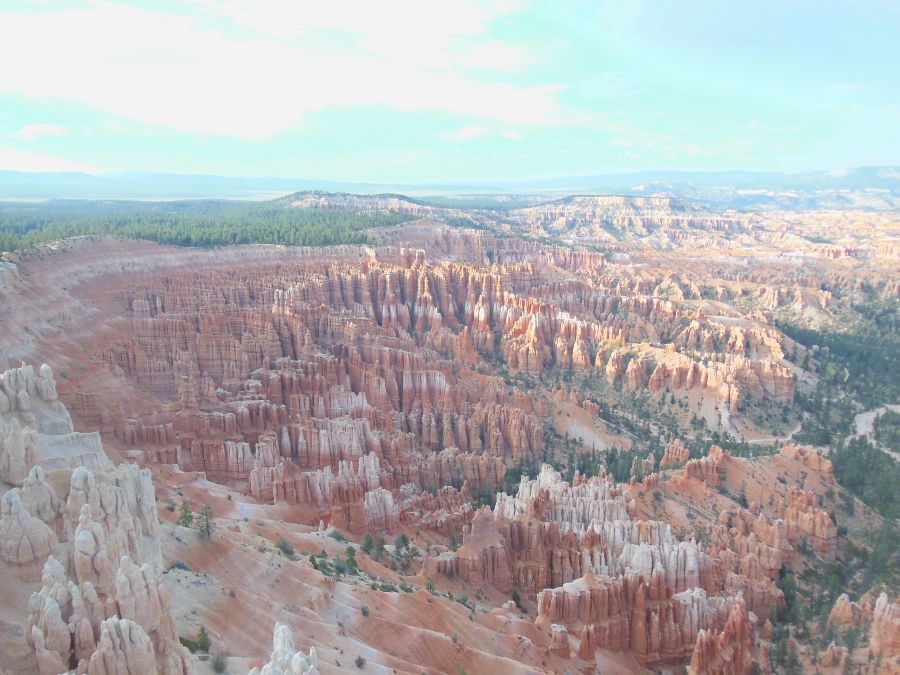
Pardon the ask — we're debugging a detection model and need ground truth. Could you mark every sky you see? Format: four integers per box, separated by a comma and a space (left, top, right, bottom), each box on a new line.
0, 0, 898, 182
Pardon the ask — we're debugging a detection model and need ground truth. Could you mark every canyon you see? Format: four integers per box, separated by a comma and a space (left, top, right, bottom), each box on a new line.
0, 203, 897, 674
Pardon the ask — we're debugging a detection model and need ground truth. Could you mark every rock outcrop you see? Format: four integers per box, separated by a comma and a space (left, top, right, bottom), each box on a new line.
779, 487, 837, 560
870, 593, 900, 659
0, 363, 190, 674
660, 440, 690, 469
827, 593, 861, 631
249, 623, 319, 675
0, 489, 57, 569
684, 446, 725, 486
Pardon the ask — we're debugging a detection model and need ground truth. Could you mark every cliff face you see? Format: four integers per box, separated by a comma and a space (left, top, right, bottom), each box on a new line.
509, 195, 755, 243
0, 364, 190, 674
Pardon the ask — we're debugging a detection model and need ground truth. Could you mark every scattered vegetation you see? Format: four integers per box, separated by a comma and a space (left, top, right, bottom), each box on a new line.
181, 626, 211, 654
328, 529, 349, 542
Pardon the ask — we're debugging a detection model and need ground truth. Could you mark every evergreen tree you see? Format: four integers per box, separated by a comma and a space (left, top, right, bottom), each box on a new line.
177, 502, 193, 527
195, 504, 215, 540
361, 532, 374, 555
197, 625, 210, 653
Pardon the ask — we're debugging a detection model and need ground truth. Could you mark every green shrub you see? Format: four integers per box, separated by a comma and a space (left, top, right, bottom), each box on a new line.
197, 625, 211, 653
276, 538, 296, 559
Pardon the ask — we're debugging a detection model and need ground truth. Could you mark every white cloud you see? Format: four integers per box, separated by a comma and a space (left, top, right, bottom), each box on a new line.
4, 123, 68, 142
457, 42, 535, 71
500, 130, 522, 140
0, 1, 560, 139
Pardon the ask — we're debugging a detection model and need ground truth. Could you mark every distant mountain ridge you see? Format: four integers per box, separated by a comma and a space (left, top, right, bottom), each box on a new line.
1, 167, 899, 210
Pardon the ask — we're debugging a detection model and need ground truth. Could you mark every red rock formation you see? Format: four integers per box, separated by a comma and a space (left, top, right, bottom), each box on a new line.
399, 483, 474, 536
1, 212, 888, 675
549, 624, 570, 658
661, 440, 690, 469
605, 350, 625, 383
363, 487, 399, 532
778, 487, 837, 560
684, 446, 726, 486
630, 452, 657, 482
689, 597, 752, 675
827, 593, 861, 631
870, 593, 900, 659
819, 641, 849, 669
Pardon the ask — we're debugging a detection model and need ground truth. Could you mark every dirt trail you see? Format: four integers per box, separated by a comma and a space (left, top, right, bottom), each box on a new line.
848, 404, 900, 459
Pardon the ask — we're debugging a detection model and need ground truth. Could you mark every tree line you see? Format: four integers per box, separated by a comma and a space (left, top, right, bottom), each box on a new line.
0, 199, 415, 251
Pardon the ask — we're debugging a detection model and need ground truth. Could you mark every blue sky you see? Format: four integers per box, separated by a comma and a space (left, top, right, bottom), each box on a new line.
0, 0, 898, 182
